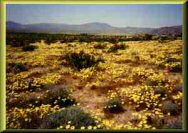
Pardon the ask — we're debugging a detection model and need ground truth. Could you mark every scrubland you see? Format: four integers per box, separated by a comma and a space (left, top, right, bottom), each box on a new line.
6, 37, 183, 130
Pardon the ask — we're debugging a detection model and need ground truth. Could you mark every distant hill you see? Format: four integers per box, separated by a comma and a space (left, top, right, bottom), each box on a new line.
149, 25, 182, 35
6, 21, 182, 35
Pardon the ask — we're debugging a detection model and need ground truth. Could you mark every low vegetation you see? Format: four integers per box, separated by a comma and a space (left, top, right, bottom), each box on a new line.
104, 97, 124, 113
65, 51, 103, 70
22, 45, 37, 51
40, 106, 103, 129
6, 33, 183, 130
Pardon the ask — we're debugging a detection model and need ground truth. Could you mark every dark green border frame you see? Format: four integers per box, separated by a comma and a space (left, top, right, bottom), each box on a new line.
0, 0, 187, 132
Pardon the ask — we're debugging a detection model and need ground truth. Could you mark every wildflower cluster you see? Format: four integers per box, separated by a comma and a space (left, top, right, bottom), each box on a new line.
6, 38, 183, 130
122, 85, 162, 109
7, 104, 61, 129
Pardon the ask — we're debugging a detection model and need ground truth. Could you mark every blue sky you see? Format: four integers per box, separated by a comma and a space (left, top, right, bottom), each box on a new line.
7, 4, 183, 28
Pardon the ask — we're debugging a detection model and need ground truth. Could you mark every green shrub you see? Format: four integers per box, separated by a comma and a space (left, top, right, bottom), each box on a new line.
108, 44, 128, 52
146, 80, 159, 86
7, 105, 61, 129
165, 57, 179, 63
173, 84, 183, 93
65, 51, 102, 70
163, 117, 182, 129
15, 109, 43, 129
146, 79, 166, 87
143, 34, 153, 40
44, 86, 75, 107
22, 45, 37, 51
154, 87, 167, 97
108, 38, 118, 44
7, 63, 28, 73
13, 78, 42, 92
104, 97, 124, 113
18, 97, 43, 108
146, 115, 165, 129
40, 106, 100, 129
161, 101, 178, 115
77, 34, 91, 43
27, 78, 42, 92
158, 36, 168, 43
94, 43, 106, 49
166, 63, 182, 73
15, 78, 43, 92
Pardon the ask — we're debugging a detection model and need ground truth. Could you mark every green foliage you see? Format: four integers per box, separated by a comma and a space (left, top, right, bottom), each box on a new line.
21, 97, 43, 108
108, 44, 128, 52
165, 57, 179, 63
158, 36, 169, 43
44, 86, 75, 107
7, 33, 181, 48
22, 45, 37, 51
167, 63, 182, 73
146, 115, 165, 129
146, 78, 166, 87
27, 78, 42, 92
163, 116, 182, 129
146, 80, 160, 86
162, 101, 178, 115
40, 106, 99, 129
94, 43, 106, 49
6, 105, 61, 129
78, 34, 91, 43
154, 87, 167, 97
7, 63, 28, 73
143, 34, 153, 41
108, 38, 118, 44
65, 51, 103, 70
173, 84, 182, 93
16, 110, 43, 129
104, 97, 124, 113
164, 56, 182, 73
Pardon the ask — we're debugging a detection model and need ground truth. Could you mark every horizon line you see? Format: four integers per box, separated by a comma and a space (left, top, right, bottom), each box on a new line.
6, 20, 183, 29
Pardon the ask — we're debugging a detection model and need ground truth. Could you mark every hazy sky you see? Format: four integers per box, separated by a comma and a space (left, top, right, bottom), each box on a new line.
7, 4, 183, 28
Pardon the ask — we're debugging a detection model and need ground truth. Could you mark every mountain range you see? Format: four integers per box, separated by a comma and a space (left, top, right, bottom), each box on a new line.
6, 21, 182, 35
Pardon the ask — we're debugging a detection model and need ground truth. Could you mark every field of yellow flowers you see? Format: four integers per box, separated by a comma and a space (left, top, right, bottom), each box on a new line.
6, 39, 183, 129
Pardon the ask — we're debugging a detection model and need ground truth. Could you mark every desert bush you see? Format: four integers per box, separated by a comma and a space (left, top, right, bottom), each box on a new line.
11, 78, 43, 92
27, 78, 42, 92
157, 35, 169, 43
131, 52, 140, 62
165, 57, 179, 63
154, 87, 167, 97
163, 116, 182, 129
94, 43, 106, 49
146, 115, 165, 129
104, 97, 124, 113
166, 63, 182, 73
13, 97, 43, 108
43, 86, 75, 107
7, 105, 61, 129
108, 44, 128, 52
108, 38, 118, 44
45, 38, 58, 45
78, 34, 91, 43
161, 101, 178, 115
146, 74, 166, 87
143, 34, 153, 41
7, 63, 28, 73
22, 45, 37, 51
65, 51, 102, 70
158, 56, 182, 72
146, 80, 157, 86
40, 106, 99, 129
173, 84, 183, 93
